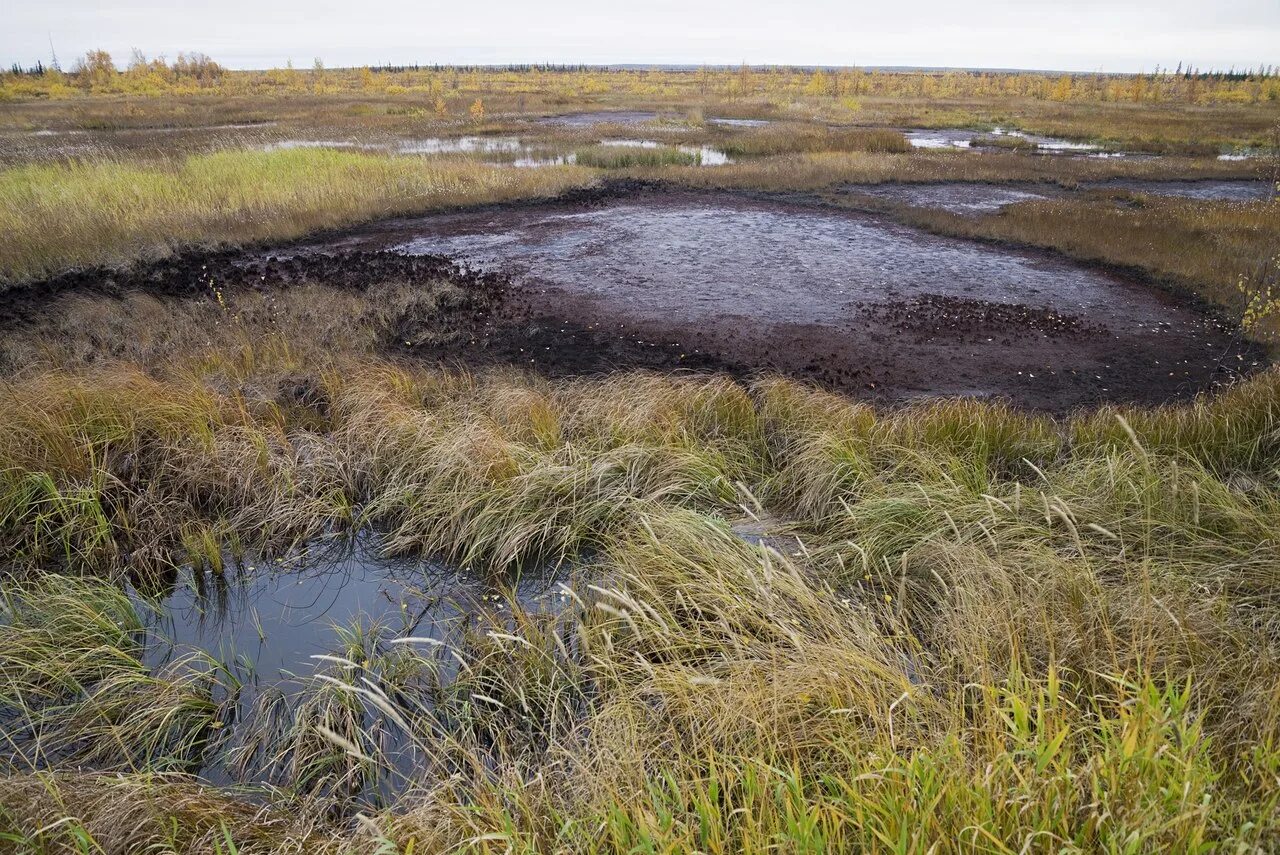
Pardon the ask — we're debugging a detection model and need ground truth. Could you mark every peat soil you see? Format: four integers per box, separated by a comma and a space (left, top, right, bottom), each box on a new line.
1, 185, 1266, 412
285, 187, 1265, 411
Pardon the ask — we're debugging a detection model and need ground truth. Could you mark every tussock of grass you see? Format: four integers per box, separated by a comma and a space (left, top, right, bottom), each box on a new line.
572, 143, 700, 169
0, 575, 239, 778
719, 123, 911, 157
0, 148, 592, 283
3, 352, 1280, 850
0, 771, 339, 854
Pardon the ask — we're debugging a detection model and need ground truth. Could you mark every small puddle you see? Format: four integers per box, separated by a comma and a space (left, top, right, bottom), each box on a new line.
59, 533, 569, 794
842, 179, 1277, 214
265, 138, 363, 151
396, 136, 525, 155
1217, 149, 1274, 161
600, 138, 730, 165
514, 153, 579, 168
906, 127, 1124, 157
905, 129, 974, 150
135, 533, 567, 688
261, 136, 590, 167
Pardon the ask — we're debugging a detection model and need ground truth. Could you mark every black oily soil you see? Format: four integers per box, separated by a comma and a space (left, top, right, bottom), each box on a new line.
1, 240, 1266, 414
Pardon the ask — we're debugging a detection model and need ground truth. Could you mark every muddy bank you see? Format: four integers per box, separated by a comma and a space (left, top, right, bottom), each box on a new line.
840, 182, 1063, 214
285, 188, 1262, 410
0, 250, 504, 333
2, 187, 1265, 411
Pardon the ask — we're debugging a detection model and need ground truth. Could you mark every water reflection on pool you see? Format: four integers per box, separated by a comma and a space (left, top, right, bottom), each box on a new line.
905, 127, 1126, 157
599, 138, 731, 165
135, 531, 571, 687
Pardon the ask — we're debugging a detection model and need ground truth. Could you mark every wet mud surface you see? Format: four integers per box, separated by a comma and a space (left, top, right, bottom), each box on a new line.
839, 179, 1274, 215
841, 182, 1063, 214
284, 188, 1261, 410
1086, 178, 1276, 202
2, 186, 1264, 411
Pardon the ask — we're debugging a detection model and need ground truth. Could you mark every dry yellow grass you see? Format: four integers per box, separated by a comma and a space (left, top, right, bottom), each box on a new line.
0, 147, 592, 283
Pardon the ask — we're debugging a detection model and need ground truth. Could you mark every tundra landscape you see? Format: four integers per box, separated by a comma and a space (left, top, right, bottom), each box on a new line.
1, 34, 1280, 854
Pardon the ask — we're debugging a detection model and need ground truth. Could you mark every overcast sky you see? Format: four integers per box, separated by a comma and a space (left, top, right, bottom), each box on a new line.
4, 0, 1277, 73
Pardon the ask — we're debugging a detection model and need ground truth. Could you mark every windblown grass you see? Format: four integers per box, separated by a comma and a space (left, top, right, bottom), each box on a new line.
2, 352, 1280, 850
0, 147, 591, 283
2, 95, 1280, 849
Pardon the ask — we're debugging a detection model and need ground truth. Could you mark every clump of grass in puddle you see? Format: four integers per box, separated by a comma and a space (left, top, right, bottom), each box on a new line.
0, 575, 239, 775
719, 123, 912, 157
571, 143, 701, 169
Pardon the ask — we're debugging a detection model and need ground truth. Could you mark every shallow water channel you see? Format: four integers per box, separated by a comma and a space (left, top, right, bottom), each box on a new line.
536, 110, 660, 126
261, 134, 731, 167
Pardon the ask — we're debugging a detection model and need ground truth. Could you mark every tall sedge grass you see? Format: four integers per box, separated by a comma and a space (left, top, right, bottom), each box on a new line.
2, 355, 1280, 850
571, 144, 700, 169
0, 148, 592, 283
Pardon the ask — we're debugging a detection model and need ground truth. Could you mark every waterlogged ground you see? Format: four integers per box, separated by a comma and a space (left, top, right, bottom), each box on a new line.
598, 138, 732, 165
138, 534, 568, 686
840, 179, 1274, 214
1088, 178, 1276, 201
11, 535, 574, 796
535, 110, 660, 126
904, 127, 1127, 156
261, 135, 731, 167
843, 182, 1063, 213
296, 189, 1262, 410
